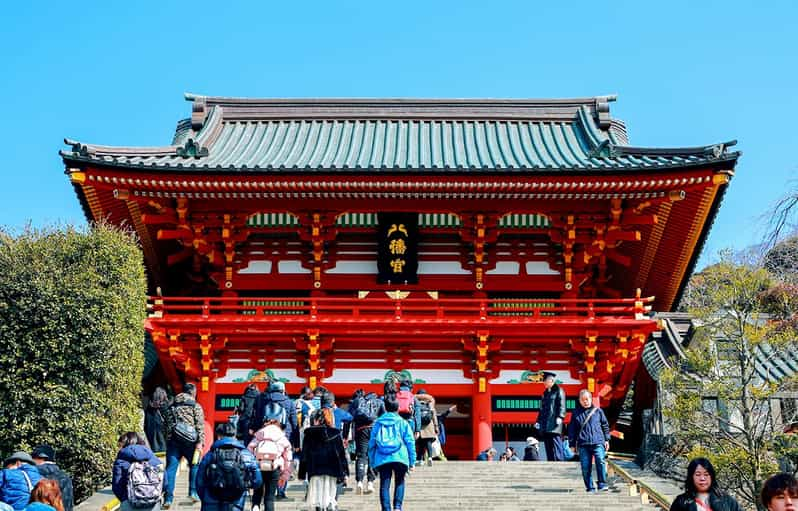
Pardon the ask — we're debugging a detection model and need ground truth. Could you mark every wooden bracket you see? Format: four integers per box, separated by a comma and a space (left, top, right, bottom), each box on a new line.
463, 331, 501, 391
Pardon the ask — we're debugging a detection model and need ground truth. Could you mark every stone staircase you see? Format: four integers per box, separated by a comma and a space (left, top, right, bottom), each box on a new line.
267, 461, 663, 511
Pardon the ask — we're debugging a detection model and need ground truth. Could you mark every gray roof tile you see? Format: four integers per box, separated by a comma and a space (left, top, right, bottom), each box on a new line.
61, 95, 740, 173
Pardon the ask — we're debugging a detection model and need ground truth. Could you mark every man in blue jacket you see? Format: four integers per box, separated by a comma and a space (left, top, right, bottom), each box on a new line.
0, 452, 42, 511
567, 389, 611, 492
369, 396, 416, 511
196, 422, 261, 511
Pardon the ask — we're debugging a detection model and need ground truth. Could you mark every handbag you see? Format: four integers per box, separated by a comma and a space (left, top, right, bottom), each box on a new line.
430, 438, 442, 459
173, 420, 198, 444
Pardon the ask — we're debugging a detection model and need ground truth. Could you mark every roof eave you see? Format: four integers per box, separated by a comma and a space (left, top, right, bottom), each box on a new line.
59, 152, 741, 176
671, 177, 732, 311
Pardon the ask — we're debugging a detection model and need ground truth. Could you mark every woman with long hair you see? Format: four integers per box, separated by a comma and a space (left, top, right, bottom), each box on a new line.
25, 480, 63, 511
669, 458, 743, 511
144, 387, 170, 453
299, 408, 349, 511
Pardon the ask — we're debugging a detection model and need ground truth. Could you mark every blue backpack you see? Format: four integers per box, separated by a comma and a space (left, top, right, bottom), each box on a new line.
375, 422, 402, 455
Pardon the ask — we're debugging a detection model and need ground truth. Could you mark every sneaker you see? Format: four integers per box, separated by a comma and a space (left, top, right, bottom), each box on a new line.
189, 492, 200, 502
426, 457, 433, 466
366, 481, 375, 494
586, 488, 596, 493
598, 485, 610, 492
356, 481, 364, 495
162, 500, 172, 510
252, 506, 260, 511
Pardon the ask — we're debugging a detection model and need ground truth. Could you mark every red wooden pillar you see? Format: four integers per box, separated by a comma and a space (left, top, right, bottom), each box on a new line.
471, 378, 493, 458
196, 375, 216, 454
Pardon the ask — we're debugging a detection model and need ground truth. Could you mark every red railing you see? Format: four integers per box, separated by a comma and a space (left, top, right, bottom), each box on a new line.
147, 296, 654, 322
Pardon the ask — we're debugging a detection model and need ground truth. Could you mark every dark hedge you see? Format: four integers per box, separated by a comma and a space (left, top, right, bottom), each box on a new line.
0, 224, 147, 502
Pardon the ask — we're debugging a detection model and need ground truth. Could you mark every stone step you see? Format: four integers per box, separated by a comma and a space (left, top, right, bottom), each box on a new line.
152, 460, 663, 511
264, 461, 662, 511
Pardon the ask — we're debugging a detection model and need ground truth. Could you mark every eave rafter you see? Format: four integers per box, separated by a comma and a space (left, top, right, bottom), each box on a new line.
76, 169, 722, 201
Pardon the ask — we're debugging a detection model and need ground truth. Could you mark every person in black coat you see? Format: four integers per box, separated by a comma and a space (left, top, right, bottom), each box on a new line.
669, 458, 743, 511
31, 446, 73, 511
144, 387, 169, 453
235, 383, 261, 445
523, 437, 540, 461
299, 409, 349, 511
533, 372, 566, 461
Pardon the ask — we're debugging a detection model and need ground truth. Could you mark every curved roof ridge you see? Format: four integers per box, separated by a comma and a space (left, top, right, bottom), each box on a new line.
62, 138, 179, 156
576, 105, 610, 149
612, 140, 740, 159
183, 93, 620, 127
61, 136, 209, 160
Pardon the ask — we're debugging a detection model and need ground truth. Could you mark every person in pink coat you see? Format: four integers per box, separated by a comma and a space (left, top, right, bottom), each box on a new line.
247, 405, 293, 511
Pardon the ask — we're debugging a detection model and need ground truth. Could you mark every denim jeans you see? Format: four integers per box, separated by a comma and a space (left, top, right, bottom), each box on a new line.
578, 443, 607, 490
252, 469, 279, 511
378, 462, 407, 511
355, 426, 375, 482
164, 440, 198, 501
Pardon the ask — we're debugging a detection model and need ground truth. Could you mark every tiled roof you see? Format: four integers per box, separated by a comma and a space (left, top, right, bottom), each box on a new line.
755, 338, 798, 383
61, 95, 740, 173
644, 312, 798, 385
642, 313, 692, 381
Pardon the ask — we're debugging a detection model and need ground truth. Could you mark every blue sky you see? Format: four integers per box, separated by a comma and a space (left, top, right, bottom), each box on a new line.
1, 1, 796, 269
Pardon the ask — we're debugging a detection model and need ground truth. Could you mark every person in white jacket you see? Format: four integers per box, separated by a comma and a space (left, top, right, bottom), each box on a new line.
247, 404, 293, 511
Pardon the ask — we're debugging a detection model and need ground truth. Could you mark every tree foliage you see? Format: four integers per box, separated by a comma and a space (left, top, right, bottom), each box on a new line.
763, 235, 798, 282
663, 257, 798, 510
0, 224, 147, 502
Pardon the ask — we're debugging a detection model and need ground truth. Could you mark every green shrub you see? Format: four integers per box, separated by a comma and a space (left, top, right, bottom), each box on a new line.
0, 223, 147, 502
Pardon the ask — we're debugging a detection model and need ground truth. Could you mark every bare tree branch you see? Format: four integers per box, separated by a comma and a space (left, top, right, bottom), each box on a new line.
764, 181, 798, 249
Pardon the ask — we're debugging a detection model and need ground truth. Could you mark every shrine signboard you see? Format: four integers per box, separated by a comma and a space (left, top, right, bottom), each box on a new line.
377, 212, 419, 284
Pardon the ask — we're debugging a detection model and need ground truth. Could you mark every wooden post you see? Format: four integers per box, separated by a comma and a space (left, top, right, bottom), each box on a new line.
472, 379, 493, 458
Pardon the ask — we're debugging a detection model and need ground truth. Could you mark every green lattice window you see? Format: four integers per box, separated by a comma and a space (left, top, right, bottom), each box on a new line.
498, 214, 551, 229
240, 300, 307, 315
489, 300, 556, 317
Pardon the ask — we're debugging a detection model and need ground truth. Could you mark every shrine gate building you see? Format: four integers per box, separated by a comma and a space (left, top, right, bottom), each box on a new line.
61, 94, 739, 458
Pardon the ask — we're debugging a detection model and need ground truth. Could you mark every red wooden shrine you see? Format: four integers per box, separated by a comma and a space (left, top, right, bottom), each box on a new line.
62, 95, 738, 458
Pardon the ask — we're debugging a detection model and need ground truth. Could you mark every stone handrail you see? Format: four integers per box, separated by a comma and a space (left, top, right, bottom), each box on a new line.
607, 455, 672, 510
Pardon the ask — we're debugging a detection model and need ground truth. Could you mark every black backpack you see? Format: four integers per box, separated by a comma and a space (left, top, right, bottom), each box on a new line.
205, 446, 247, 502
354, 396, 380, 425
419, 400, 434, 427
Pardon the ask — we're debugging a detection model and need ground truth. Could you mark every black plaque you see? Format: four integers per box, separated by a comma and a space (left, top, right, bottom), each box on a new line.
377, 213, 418, 284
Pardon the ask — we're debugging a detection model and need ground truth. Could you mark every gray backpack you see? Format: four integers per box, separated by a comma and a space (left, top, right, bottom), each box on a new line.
127, 460, 163, 508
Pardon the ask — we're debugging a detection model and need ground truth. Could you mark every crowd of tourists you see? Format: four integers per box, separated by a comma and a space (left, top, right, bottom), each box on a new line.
107, 377, 436, 511
4, 371, 798, 511
0, 447, 73, 511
